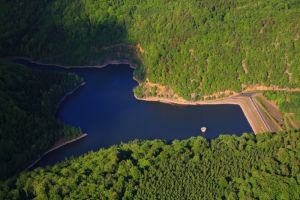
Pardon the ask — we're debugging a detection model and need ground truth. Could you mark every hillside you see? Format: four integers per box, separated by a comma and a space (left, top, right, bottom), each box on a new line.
1, 0, 299, 99
0, 61, 83, 179
0, 0, 300, 195
1, 130, 299, 199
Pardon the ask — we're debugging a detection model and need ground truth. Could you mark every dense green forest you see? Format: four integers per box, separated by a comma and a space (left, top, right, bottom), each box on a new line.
0, 61, 83, 179
1, 129, 299, 199
1, 0, 299, 99
1, 0, 300, 197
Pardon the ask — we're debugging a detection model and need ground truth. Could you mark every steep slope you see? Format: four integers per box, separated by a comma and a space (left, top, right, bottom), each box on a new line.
0, 61, 83, 179
1, 130, 299, 199
1, 0, 299, 99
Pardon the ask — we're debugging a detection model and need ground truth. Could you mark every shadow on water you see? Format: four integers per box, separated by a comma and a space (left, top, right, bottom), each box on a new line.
17, 60, 253, 168
9, 2, 252, 168
4, 1, 137, 66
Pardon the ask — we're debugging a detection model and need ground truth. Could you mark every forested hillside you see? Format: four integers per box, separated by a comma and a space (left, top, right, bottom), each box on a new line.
1, 1, 300, 196
1, 0, 299, 99
1, 129, 299, 199
0, 61, 83, 179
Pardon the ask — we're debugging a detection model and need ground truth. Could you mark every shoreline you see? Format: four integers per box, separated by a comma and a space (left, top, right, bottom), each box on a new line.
17, 57, 270, 135
134, 95, 271, 134
13, 56, 137, 70
55, 81, 86, 114
25, 133, 88, 170
21, 57, 138, 171
25, 80, 88, 170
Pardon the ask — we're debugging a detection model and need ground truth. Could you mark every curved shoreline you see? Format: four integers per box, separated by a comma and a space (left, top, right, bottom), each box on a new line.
55, 81, 86, 114
21, 59, 138, 171
21, 58, 138, 171
24, 80, 89, 170
18, 57, 268, 137
25, 133, 88, 170
13, 56, 137, 70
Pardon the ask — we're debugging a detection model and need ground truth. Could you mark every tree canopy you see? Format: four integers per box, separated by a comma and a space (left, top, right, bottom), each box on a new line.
0, 61, 83, 179
1, 0, 299, 99
1, 129, 299, 199
0, 1, 299, 197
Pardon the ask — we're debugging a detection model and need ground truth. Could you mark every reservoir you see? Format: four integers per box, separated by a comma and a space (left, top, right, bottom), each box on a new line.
20, 60, 253, 167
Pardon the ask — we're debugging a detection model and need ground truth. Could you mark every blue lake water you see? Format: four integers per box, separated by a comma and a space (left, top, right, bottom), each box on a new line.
20, 60, 253, 167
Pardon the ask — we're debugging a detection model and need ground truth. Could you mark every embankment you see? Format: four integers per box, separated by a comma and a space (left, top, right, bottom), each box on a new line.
135, 94, 271, 134
17, 57, 272, 135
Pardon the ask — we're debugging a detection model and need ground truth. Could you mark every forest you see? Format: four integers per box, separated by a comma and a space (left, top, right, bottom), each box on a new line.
1, 129, 299, 199
0, 0, 300, 197
0, 60, 83, 179
1, 0, 299, 99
